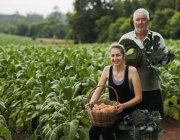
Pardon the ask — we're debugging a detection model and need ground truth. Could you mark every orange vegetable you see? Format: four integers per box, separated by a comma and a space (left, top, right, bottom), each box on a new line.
92, 103, 116, 113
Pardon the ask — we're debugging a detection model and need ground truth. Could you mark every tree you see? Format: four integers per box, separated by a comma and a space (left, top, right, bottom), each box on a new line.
27, 24, 40, 37
16, 23, 29, 36
94, 15, 114, 42
40, 18, 66, 39
122, 0, 142, 17
156, 0, 180, 11
149, 9, 175, 39
67, 0, 115, 43
169, 12, 180, 39
108, 16, 133, 41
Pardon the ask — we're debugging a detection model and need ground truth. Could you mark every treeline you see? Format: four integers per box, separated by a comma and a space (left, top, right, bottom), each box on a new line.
0, 7, 67, 40
67, 0, 180, 43
1, 0, 180, 43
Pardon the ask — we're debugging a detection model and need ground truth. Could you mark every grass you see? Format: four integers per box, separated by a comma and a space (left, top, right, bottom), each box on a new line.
0, 33, 47, 46
0, 33, 75, 46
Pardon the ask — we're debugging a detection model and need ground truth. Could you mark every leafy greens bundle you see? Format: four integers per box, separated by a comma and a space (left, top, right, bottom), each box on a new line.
119, 32, 175, 82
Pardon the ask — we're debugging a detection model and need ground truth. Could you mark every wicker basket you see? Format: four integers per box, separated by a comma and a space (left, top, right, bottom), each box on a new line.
88, 85, 119, 127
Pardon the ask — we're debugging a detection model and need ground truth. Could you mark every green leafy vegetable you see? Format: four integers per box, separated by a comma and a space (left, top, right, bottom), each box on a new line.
118, 109, 163, 140
143, 32, 175, 82
120, 32, 175, 82
119, 39, 143, 67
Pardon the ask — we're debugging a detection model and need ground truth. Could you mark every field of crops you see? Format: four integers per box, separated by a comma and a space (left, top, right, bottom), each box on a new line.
0, 34, 180, 140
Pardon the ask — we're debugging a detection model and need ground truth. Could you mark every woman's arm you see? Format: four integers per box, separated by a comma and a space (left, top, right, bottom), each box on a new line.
90, 66, 110, 103
119, 66, 142, 111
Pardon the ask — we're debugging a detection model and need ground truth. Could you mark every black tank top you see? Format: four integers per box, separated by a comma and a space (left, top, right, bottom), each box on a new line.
108, 66, 135, 114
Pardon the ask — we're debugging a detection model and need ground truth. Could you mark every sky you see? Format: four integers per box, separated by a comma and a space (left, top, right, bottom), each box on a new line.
0, 0, 75, 17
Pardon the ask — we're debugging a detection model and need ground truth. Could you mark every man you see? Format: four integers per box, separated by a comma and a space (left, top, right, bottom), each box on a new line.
119, 8, 167, 119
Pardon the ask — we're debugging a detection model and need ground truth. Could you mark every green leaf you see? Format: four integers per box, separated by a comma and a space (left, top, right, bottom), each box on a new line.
163, 99, 170, 116
45, 124, 63, 140
0, 115, 7, 126
63, 120, 79, 140
0, 101, 6, 111
63, 86, 73, 102
26, 77, 36, 86
119, 39, 143, 66
77, 127, 89, 140
39, 75, 46, 85
0, 124, 12, 140
169, 107, 179, 120
169, 95, 178, 105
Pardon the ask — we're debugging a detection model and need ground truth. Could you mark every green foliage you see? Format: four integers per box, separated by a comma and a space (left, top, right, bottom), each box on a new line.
2, 0, 180, 42
119, 39, 143, 66
159, 40, 180, 119
94, 15, 114, 42
119, 109, 163, 140
168, 12, 180, 39
0, 42, 110, 139
0, 102, 12, 140
67, 0, 119, 43
143, 32, 175, 82
0, 36, 179, 139
109, 17, 133, 41
0, 33, 45, 45
149, 8, 176, 38
0, 13, 45, 28
0, 124, 12, 140
108, 17, 125, 41
16, 23, 29, 36
0, 10, 67, 39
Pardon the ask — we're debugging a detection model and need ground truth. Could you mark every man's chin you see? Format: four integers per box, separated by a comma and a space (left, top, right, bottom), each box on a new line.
136, 29, 147, 33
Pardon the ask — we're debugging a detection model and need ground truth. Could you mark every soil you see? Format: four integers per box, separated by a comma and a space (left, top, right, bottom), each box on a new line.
158, 117, 180, 140
37, 38, 74, 44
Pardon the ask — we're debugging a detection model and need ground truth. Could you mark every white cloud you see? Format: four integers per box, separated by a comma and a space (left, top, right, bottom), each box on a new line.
0, 0, 75, 17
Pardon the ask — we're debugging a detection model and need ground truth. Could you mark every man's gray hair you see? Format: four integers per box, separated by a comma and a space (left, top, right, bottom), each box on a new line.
133, 8, 150, 20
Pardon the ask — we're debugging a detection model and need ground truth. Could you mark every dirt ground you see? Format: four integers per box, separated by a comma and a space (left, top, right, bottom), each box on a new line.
158, 117, 180, 140
37, 38, 74, 44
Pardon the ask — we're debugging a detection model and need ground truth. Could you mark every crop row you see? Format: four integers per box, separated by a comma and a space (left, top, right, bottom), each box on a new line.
0, 41, 179, 140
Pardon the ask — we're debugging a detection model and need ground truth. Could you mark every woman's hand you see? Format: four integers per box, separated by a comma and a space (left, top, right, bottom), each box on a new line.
85, 103, 90, 110
115, 102, 123, 114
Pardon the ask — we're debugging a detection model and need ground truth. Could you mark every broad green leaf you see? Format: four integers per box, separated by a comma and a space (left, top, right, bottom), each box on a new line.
0, 124, 12, 140
26, 77, 36, 86
169, 107, 179, 120
63, 120, 79, 140
0, 115, 7, 126
63, 86, 73, 102
0, 102, 6, 111
163, 99, 170, 116
45, 124, 63, 140
169, 95, 178, 105
77, 127, 89, 140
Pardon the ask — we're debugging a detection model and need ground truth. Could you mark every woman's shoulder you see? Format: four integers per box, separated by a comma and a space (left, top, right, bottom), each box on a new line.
127, 65, 138, 73
127, 66, 139, 80
102, 66, 111, 78
104, 65, 111, 71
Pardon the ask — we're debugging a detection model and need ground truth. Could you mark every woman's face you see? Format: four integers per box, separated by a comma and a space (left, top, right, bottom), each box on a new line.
110, 48, 124, 66
133, 14, 149, 33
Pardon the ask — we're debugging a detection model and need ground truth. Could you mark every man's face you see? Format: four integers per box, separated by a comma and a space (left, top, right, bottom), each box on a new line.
133, 15, 149, 33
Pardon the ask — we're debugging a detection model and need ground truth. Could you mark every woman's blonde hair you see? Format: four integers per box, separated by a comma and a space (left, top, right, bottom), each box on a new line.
108, 43, 126, 55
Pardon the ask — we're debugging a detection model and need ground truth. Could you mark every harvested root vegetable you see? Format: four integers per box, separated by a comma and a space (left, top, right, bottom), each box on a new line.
92, 103, 116, 113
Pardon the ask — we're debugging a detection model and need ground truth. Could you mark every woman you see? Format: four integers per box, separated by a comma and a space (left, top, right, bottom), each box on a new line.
85, 44, 142, 140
